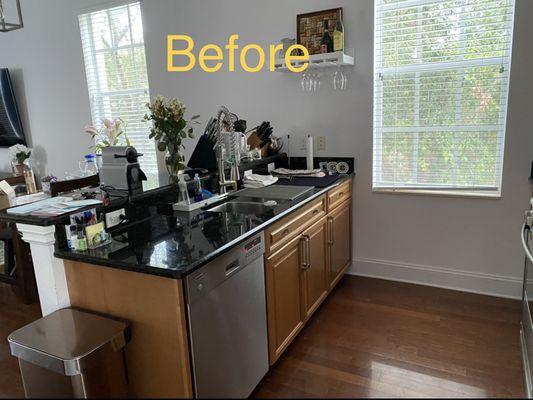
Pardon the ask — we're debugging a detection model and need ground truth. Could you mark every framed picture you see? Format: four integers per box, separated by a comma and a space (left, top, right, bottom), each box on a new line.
297, 8, 343, 55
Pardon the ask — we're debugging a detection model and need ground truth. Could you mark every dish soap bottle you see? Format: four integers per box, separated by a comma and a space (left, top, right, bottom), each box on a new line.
193, 173, 203, 202
333, 16, 344, 52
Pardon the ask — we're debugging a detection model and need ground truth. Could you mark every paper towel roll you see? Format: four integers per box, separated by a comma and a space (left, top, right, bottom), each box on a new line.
306, 134, 313, 170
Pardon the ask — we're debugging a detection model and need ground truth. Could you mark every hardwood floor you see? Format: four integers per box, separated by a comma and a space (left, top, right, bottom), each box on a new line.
0, 283, 40, 398
253, 276, 525, 398
0, 276, 524, 398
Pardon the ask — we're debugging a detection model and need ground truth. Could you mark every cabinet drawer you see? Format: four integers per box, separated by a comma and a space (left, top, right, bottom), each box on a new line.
265, 195, 326, 254
327, 179, 352, 212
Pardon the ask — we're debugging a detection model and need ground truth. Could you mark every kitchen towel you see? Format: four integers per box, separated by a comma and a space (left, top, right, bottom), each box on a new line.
272, 168, 326, 178
243, 173, 279, 188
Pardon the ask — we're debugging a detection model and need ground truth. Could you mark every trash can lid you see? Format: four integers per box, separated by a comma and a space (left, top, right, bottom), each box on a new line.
8, 308, 128, 375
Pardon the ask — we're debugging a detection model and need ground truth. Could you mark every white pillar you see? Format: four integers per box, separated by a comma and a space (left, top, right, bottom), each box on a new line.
16, 223, 70, 316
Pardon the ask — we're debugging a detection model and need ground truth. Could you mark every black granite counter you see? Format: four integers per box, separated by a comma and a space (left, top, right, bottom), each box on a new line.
54, 174, 353, 279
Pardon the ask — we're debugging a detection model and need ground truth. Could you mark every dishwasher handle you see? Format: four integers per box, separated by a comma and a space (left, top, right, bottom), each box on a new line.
225, 260, 240, 276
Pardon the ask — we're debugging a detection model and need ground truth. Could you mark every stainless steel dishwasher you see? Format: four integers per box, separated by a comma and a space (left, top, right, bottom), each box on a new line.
185, 232, 269, 398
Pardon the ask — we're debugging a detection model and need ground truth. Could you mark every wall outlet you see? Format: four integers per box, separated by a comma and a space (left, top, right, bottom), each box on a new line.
316, 136, 326, 151
105, 208, 125, 228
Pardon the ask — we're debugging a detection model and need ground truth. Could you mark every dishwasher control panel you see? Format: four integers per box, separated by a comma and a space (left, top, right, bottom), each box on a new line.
243, 235, 263, 261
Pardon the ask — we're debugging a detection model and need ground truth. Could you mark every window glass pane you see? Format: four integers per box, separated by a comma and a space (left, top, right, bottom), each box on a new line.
456, 131, 498, 186
109, 7, 131, 47
417, 131, 455, 185
421, 1, 461, 63
461, 66, 503, 125
381, 132, 415, 184
419, 70, 457, 126
382, 73, 416, 127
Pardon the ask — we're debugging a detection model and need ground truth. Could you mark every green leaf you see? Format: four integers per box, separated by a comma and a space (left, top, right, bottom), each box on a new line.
157, 142, 167, 152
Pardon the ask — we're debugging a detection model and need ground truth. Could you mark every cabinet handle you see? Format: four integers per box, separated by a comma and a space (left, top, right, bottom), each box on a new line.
327, 216, 334, 245
312, 209, 319, 215
300, 235, 310, 270
283, 228, 290, 235
338, 191, 344, 197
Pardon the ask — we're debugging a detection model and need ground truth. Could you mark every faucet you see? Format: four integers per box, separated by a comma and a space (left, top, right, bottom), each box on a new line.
215, 106, 239, 194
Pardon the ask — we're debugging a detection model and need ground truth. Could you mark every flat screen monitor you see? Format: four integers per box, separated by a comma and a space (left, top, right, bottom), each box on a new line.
0, 68, 26, 147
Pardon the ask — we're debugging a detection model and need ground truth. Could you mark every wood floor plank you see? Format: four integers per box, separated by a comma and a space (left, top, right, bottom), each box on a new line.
252, 276, 525, 398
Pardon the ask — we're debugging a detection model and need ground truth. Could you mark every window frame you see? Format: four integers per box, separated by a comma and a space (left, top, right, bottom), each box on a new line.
373, 0, 515, 197
78, 2, 157, 175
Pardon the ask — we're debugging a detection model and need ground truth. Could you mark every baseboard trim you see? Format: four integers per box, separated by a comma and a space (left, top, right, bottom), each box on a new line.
348, 257, 522, 299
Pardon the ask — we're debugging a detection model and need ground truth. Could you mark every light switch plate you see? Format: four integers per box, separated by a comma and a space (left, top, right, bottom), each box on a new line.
316, 136, 326, 151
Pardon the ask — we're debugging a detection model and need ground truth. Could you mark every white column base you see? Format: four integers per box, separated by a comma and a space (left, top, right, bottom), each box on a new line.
16, 223, 70, 316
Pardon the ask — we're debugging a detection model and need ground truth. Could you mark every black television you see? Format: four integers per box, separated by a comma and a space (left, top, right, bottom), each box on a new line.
0, 68, 26, 147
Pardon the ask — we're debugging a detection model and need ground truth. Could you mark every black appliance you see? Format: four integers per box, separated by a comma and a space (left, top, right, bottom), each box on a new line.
0, 69, 26, 147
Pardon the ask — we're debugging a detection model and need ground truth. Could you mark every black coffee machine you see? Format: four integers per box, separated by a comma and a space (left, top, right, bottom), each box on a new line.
99, 146, 147, 196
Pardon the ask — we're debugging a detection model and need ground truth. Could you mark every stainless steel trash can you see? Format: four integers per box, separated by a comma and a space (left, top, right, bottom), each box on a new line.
8, 308, 129, 398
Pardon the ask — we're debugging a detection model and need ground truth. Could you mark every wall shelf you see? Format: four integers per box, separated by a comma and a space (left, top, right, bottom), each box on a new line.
274, 49, 354, 72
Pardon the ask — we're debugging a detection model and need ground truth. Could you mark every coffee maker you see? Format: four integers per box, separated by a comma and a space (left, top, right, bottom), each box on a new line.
99, 146, 147, 196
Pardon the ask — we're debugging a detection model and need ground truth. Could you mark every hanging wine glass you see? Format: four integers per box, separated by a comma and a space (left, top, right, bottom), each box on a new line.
301, 72, 310, 92
333, 65, 343, 90
341, 66, 348, 90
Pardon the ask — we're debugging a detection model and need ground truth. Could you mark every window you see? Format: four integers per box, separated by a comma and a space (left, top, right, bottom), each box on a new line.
373, 0, 515, 194
79, 2, 156, 174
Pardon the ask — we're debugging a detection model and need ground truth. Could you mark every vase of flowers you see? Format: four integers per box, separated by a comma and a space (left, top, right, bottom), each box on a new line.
84, 117, 130, 153
144, 96, 199, 184
8, 144, 32, 176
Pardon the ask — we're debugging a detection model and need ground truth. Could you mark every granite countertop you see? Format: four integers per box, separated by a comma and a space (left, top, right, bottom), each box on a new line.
54, 174, 353, 279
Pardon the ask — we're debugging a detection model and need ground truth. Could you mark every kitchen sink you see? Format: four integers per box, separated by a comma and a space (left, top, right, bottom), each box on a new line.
207, 201, 272, 215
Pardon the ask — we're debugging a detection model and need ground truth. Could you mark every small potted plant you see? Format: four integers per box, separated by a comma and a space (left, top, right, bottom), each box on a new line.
8, 144, 32, 176
84, 117, 130, 153
144, 96, 199, 183
41, 175, 58, 195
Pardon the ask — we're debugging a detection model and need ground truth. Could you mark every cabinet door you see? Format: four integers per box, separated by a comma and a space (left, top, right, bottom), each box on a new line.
301, 217, 328, 320
328, 200, 352, 288
265, 235, 305, 364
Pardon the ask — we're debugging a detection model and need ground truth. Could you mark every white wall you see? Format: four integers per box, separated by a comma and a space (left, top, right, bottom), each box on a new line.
142, 0, 533, 298
0, 0, 114, 178
0, 0, 531, 298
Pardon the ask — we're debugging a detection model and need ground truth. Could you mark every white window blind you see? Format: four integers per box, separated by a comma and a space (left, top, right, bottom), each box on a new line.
79, 2, 157, 174
373, 0, 515, 193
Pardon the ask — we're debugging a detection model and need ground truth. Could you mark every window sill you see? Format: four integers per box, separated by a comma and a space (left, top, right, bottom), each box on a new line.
372, 188, 501, 199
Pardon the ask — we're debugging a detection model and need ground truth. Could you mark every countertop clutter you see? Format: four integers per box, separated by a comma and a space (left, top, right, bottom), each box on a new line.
53, 174, 353, 279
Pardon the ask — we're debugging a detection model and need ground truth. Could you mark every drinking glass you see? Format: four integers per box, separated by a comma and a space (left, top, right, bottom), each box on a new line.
301, 72, 310, 92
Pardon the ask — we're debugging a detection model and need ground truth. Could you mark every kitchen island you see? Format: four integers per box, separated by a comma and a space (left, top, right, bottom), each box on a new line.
1, 173, 353, 397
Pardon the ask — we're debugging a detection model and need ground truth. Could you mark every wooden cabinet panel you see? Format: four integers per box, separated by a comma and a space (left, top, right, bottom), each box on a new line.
265, 195, 326, 255
265, 235, 305, 364
328, 200, 352, 288
64, 261, 193, 398
327, 179, 352, 212
301, 217, 328, 320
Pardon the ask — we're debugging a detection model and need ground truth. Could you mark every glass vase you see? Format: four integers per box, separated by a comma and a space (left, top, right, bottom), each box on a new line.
11, 160, 30, 176
166, 157, 184, 184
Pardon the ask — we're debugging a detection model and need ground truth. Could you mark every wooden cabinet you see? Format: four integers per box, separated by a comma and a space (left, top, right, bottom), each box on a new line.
264, 178, 354, 365
301, 217, 328, 320
328, 199, 352, 288
265, 235, 305, 363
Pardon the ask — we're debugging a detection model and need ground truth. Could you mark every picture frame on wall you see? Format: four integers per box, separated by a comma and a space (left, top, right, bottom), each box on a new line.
297, 8, 343, 55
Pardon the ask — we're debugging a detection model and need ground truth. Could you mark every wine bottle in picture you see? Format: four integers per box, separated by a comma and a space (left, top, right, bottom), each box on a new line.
334, 16, 344, 52
321, 19, 333, 53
